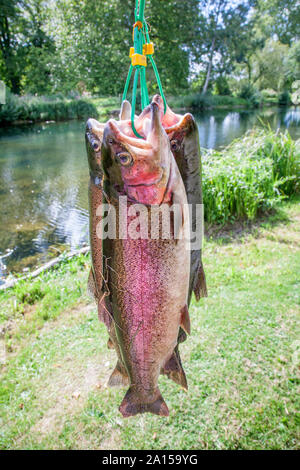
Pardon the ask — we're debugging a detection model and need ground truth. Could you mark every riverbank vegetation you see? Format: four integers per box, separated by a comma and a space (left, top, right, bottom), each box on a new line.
0, 1, 299, 125
0, 198, 299, 449
0, 92, 99, 124
202, 129, 300, 224
0, 92, 270, 125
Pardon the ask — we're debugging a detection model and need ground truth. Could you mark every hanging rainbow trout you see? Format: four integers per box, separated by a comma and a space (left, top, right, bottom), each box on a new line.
134, 95, 207, 302
86, 101, 191, 417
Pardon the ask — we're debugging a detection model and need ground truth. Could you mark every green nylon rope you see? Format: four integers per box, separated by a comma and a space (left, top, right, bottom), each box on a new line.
122, 0, 167, 138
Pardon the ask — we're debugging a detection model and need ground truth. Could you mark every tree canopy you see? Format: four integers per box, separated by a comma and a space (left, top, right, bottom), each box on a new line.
0, 0, 299, 97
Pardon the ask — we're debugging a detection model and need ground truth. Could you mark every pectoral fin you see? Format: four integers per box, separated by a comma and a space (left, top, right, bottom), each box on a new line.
89, 265, 112, 328
87, 267, 106, 301
98, 297, 112, 328
178, 327, 187, 344
193, 262, 208, 300
180, 304, 191, 335
87, 268, 97, 299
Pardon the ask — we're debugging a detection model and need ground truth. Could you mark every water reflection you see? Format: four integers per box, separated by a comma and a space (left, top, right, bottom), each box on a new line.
0, 106, 299, 280
195, 106, 300, 149
0, 121, 90, 279
284, 108, 300, 127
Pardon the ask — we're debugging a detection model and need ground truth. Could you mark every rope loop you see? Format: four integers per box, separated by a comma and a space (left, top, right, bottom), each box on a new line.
122, 0, 167, 138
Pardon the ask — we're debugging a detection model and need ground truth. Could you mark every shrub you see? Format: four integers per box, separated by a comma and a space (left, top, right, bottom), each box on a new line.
215, 76, 231, 96
0, 91, 21, 122
212, 95, 247, 107
238, 83, 262, 108
0, 92, 98, 124
167, 93, 214, 110
202, 129, 299, 224
278, 90, 291, 106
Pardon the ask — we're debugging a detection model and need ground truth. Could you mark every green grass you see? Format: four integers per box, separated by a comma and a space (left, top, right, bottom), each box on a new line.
0, 199, 299, 450
0, 253, 90, 338
202, 129, 300, 224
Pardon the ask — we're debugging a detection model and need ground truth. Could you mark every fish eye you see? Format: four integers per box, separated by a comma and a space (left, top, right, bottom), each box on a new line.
92, 140, 101, 152
117, 153, 133, 166
170, 140, 179, 152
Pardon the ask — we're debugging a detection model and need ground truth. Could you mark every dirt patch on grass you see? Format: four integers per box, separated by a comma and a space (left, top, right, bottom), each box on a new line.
16, 301, 118, 447
26, 349, 116, 444
31, 360, 105, 437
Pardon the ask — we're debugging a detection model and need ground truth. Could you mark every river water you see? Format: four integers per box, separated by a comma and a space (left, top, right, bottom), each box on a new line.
0, 106, 299, 281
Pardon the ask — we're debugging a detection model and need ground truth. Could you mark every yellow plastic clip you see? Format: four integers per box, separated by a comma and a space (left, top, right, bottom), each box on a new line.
129, 47, 134, 58
143, 42, 154, 55
131, 53, 147, 67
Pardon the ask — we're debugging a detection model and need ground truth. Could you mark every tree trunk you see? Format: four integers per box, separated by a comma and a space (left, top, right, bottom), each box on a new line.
0, 16, 21, 94
246, 59, 252, 82
202, 37, 216, 94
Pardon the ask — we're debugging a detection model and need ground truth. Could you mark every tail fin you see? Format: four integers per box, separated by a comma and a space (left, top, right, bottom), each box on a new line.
108, 361, 129, 387
119, 387, 169, 418
161, 346, 188, 390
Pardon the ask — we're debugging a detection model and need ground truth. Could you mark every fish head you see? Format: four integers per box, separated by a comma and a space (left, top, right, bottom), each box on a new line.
165, 113, 198, 177
102, 102, 172, 205
85, 118, 105, 181
138, 95, 198, 176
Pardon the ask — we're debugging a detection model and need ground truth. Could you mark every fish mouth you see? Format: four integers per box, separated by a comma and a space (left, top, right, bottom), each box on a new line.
125, 171, 164, 189
113, 171, 166, 204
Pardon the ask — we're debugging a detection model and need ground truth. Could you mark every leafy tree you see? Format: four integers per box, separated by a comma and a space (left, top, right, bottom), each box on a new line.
252, 39, 289, 91
0, 1, 27, 93
193, 0, 256, 94
22, 1, 56, 94
284, 41, 300, 86
1, 0, 299, 98
257, 0, 300, 46
0, 0, 55, 94
45, 0, 198, 96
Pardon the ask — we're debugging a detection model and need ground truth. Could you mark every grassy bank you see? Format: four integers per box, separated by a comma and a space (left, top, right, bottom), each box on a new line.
0, 198, 299, 449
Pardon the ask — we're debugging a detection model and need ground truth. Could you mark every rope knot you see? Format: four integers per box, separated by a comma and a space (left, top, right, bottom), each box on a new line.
132, 21, 143, 40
